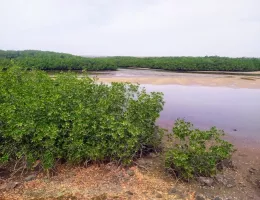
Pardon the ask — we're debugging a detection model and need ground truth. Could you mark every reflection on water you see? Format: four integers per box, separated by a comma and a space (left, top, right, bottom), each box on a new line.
142, 84, 260, 140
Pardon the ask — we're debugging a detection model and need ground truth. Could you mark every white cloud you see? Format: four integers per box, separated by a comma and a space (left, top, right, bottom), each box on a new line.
0, 0, 259, 57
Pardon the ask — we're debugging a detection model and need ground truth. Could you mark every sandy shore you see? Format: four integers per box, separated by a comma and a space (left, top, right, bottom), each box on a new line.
98, 76, 260, 89
87, 68, 260, 89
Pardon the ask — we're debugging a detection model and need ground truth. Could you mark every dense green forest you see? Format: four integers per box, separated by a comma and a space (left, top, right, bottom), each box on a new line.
0, 50, 260, 71
0, 50, 117, 70
110, 56, 260, 71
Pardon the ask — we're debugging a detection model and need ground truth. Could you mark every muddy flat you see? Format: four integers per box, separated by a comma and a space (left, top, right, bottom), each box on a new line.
93, 69, 260, 89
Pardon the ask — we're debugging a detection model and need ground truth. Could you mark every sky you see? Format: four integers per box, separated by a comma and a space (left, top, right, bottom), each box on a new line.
1, 0, 260, 57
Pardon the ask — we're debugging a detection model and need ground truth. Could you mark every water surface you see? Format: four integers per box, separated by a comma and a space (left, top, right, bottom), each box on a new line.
143, 84, 260, 141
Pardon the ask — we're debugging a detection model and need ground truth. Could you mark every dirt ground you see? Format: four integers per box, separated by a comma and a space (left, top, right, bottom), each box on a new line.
1, 141, 260, 200
0, 157, 192, 200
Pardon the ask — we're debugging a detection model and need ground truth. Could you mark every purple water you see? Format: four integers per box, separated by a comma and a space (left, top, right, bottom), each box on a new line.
143, 84, 260, 141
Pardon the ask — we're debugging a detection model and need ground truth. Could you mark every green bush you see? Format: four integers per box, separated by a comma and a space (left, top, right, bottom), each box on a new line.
165, 119, 234, 180
0, 67, 164, 169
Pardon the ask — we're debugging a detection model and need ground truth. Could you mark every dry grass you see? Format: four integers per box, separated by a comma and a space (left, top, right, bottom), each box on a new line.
0, 162, 196, 200
1, 146, 260, 200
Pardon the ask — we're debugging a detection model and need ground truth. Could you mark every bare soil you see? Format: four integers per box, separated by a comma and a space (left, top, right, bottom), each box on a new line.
1, 141, 260, 200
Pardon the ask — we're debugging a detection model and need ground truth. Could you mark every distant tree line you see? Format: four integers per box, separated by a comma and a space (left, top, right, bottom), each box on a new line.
0, 50, 259, 71
108, 56, 260, 71
0, 50, 117, 70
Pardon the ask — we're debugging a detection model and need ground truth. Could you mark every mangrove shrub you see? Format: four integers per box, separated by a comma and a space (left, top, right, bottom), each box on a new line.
165, 119, 234, 180
0, 67, 164, 169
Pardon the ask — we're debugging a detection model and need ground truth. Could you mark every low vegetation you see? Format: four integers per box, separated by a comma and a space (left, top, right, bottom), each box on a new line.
0, 66, 234, 182
0, 50, 260, 71
165, 119, 234, 180
0, 67, 164, 169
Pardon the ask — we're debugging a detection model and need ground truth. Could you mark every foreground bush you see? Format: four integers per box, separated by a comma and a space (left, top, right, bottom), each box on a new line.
0, 67, 164, 169
165, 119, 234, 180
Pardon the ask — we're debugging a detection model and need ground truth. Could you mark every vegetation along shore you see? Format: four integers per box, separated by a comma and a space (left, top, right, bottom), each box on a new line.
1, 50, 260, 71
